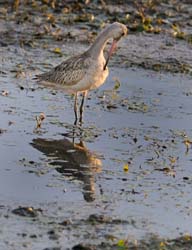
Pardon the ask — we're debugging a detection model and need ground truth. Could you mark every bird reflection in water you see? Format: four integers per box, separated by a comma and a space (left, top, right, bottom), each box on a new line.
31, 137, 102, 202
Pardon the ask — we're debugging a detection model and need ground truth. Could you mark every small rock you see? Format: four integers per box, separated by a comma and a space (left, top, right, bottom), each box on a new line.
59, 219, 72, 226
72, 244, 95, 250
88, 214, 110, 224
12, 207, 40, 217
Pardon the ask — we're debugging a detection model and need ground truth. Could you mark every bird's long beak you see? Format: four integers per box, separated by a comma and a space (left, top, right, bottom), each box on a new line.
103, 39, 118, 70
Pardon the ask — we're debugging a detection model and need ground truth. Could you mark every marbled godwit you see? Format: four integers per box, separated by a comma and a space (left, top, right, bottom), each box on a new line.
36, 22, 127, 124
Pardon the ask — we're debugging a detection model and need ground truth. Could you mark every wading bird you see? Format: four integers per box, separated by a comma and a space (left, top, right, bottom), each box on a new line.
35, 22, 127, 124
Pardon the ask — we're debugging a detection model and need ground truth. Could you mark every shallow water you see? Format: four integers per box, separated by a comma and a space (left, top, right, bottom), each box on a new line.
0, 66, 192, 248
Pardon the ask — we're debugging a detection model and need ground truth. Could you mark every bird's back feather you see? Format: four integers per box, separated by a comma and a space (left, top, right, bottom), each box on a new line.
36, 52, 91, 87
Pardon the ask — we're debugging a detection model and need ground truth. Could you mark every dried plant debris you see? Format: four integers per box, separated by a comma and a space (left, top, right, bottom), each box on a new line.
98, 90, 149, 113
12, 206, 41, 217
3, 0, 191, 39
1, 90, 9, 96
35, 112, 46, 129
71, 234, 192, 250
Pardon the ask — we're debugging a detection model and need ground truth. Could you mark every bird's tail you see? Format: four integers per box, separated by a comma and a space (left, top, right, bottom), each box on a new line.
33, 72, 49, 82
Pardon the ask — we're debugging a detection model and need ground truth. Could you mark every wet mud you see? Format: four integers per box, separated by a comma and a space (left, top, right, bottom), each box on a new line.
0, 1, 192, 249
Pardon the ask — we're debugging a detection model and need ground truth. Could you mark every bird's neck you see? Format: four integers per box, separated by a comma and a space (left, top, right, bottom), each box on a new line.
88, 27, 112, 59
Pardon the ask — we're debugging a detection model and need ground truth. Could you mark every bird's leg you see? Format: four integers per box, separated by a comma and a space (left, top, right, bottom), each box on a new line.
79, 91, 88, 125
74, 92, 78, 125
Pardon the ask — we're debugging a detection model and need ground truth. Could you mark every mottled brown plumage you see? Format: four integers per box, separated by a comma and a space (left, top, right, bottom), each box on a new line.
37, 52, 91, 88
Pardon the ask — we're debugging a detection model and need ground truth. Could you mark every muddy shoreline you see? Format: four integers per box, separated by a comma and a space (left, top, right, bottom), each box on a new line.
1, 0, 192, 74
0, 1, 192, 250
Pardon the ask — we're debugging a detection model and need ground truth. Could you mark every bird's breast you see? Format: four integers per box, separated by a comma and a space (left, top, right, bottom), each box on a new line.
69, 57, 109, 93
85, 55, 109, 89
89, 65, 109, 90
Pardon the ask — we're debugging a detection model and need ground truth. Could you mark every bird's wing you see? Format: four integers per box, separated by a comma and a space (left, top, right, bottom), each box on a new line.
36, 53, 91, 87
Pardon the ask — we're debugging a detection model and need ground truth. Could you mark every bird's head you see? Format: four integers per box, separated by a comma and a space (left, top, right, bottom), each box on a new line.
104, 22, 128, 69
111, 22, 128, 41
